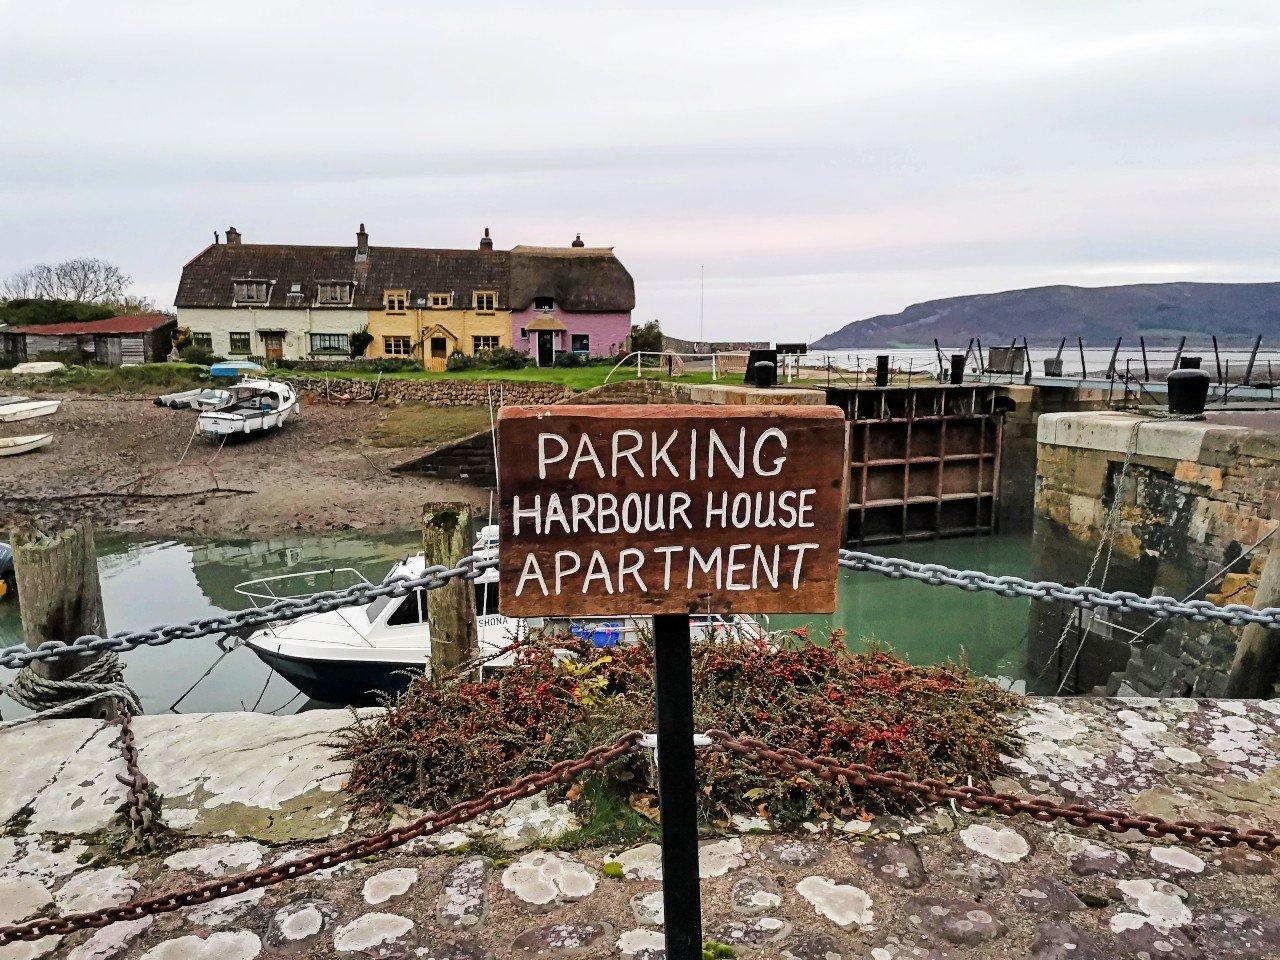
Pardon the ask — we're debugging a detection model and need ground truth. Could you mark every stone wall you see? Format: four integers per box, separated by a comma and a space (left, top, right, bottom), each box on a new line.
1028, 410, 1280, 697
283, 374, 576, 407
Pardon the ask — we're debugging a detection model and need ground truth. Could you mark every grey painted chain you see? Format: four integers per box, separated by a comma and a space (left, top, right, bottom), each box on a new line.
839, 550, 1280, 628
0, 554, 497, 672
6, 545, 1278, 672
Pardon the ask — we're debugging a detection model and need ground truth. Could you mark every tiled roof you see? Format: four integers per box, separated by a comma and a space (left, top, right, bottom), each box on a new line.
18, 313, 175, 336
175, 241, 634, 313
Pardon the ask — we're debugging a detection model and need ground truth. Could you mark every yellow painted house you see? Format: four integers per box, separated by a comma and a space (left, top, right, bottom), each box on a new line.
366, 286, 510, 372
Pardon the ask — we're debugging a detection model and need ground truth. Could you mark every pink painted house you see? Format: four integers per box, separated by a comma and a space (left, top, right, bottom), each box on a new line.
508, 239, 634, 365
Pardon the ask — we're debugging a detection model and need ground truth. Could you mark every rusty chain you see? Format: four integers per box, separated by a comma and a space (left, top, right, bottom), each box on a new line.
706, 729, 1280, 853
0, 731, 643, 946
111, 708, 156, 854
6, 726, 1280, 946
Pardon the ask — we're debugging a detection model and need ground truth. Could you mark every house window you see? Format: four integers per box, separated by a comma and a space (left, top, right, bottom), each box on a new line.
428, 293, 452, 309
233, 281, 269, 303
191, 332, 213, 350
519, 328, 528, 339
317, 283, 352, 305
229, 332, 251, 354
473, 291, 496, 313
310, 333, 350, 354
571, 334, 590, 355
533, 296, 554, 311
383, 336, 412, 357
289, 282, 302, 294
473, 335, 501, 352
384, 290, 406, 313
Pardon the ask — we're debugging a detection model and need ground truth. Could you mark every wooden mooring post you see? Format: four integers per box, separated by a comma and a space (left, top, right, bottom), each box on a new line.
10, 520, 115, 718
422, 503, 477, 677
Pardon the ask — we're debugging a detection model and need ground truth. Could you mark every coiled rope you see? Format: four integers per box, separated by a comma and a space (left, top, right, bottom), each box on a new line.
2, 653, 142, 725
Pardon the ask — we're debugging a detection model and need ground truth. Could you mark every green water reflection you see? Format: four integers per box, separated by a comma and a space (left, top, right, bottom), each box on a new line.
773, 535, 1032, 683
0, 531, 1031, 715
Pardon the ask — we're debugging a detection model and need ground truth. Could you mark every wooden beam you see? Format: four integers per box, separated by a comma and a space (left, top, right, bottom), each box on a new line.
10, 520, 114, 718
422, 503, 477, 677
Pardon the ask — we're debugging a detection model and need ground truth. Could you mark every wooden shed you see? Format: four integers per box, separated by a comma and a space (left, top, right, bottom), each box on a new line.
2, 313, 176, 366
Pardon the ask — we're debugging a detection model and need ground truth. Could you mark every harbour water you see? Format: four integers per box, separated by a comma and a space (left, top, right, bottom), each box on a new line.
0, 530, 1032, 717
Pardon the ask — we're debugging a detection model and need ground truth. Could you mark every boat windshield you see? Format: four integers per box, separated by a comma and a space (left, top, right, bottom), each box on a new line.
473, 580, 499, 616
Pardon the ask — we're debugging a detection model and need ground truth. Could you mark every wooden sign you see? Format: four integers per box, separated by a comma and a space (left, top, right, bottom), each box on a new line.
497, 404, 848, 616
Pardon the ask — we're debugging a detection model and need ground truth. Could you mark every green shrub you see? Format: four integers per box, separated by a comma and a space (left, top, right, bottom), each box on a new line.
553, 350, 584, 368
178, 345, 225, 366
0, 299, 114, 327
350, 328, 374, 358
340, 633, 1019, 824
446, 350, 476, 371
477, 346, 530, 370
364, 357, 420, 373
630, 319, 663, 353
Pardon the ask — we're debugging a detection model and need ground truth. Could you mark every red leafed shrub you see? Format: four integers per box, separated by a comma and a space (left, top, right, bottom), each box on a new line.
339, 632, 1020, 825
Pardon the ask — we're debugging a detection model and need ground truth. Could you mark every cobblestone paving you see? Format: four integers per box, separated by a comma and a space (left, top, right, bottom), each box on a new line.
0, 698, 1277, 959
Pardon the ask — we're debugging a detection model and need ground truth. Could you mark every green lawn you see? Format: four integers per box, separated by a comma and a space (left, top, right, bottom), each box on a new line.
2, 362, 725, 394
2, 362, 212, 394
361, 404, 493, 448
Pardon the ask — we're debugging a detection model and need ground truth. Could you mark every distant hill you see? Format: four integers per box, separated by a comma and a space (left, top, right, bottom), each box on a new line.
810, 282, 1280, 349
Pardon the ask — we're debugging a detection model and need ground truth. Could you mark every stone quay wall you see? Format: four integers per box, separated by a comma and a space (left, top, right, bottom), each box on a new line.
1028, 410, 1280, 697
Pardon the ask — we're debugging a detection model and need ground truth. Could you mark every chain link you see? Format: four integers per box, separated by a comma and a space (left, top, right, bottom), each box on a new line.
0, 730, 643, 945
839, 550, 1280, 628
111, 709, 156, 854
0, 555, 496, 672
5, 547, 1276, 673
707, 729, 1280, 852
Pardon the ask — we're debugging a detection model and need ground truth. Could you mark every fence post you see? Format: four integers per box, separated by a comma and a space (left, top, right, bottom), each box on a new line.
711, 354, 717, 381
1226, 535, 1280, 697
422, 504, 477, 677
11, 520, 115, 719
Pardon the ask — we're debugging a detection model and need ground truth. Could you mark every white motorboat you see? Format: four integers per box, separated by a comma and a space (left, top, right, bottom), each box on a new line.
197, 379, 297, 437
0, 434, 53, 457
0, 396, 30, 406
0, 400, 61, 423
239, 527, 767, 704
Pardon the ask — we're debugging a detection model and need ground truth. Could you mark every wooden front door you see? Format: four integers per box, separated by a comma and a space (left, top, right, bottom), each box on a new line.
261, 333, 284, 363
536, 331, 555, 367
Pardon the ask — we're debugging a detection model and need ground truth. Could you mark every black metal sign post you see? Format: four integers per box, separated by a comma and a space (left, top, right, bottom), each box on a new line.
496, 405, 848, 960
652, 612, 703, 959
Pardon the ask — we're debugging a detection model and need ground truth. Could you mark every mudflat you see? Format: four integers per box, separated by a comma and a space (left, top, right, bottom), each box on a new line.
0, 394, 489, 537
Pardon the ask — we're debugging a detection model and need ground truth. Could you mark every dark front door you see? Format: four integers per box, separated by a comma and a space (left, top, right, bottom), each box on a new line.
537, 331, 555, 366
261, 332, 284, 363
431, 337, 448, 359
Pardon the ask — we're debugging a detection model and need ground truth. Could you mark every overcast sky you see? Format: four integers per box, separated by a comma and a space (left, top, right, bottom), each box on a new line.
2, 1, 1277, 341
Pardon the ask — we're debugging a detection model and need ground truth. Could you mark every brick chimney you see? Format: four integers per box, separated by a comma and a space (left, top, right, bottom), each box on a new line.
480, 227, 494, 251
571, 233, 584, 247
225, 226, 241, 246
356, 223, 369, 259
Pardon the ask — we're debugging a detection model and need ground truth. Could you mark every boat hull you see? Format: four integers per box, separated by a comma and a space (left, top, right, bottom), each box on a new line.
247, 644, 425, 705
0, 400, 60, 423
198, 399, 298, 437
0, 434, 52, 457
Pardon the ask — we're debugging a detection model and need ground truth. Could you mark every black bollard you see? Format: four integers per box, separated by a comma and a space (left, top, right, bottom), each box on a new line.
875, 355, 890, 388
